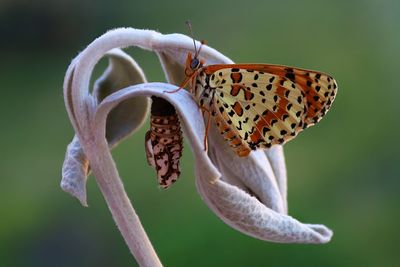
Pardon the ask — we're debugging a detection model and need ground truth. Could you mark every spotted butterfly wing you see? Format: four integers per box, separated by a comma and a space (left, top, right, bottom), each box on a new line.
195, 64, 337, 156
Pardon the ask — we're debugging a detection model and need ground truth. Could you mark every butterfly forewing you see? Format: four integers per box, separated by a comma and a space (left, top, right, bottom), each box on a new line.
200, 64, 337, 151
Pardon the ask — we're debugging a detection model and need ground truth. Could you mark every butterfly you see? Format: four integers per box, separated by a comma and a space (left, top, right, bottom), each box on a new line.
145, 96, 183, 188
176, 22, 338, 157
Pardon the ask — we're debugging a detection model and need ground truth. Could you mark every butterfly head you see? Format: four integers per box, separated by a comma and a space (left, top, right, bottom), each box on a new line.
184, 21, 206, 77
185, 52, 204, 76
190, 56, 201, 70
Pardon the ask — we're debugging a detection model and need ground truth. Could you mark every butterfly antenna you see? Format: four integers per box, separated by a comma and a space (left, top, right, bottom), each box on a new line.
186, 20, 199, 57
197, 40, 206, 57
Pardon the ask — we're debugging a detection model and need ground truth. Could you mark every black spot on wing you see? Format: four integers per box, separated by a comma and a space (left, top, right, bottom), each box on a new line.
285, 72, 295, 81
236, 121, 243, 131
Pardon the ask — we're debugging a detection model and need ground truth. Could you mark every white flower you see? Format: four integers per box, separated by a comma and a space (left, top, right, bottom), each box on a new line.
61, 28, 333, 266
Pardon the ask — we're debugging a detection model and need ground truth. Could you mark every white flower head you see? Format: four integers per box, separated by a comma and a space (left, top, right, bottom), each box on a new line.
61, 28, 333, 266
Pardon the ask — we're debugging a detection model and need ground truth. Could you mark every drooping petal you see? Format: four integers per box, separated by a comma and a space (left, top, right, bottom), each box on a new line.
207, 127, 285, 213
61, 136, 89, 206
265, 145, 288, 213
94, 82, 220, 184
61, 49, 149, 204
93, 48, 150, 147
195, 169, 333, 244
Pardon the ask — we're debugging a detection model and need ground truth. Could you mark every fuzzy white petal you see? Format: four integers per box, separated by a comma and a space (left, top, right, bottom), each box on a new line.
208, 128, 285, 213
196, 170, 333, 243
95, 82, 220, 183
61, 136, 89, 206
93, 48, 150, 146
61, 49, 150, 205
265, 145, 288, 213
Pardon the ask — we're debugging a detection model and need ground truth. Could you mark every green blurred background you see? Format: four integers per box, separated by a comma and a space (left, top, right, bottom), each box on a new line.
1, 0, 399, 266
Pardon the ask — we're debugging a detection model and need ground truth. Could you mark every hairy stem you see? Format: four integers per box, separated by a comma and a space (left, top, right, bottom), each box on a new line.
85, 137, 162, 267
64, 29, 165, 266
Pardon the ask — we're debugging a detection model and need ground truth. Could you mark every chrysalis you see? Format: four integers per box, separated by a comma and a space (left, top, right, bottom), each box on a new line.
145, 96, 183, 189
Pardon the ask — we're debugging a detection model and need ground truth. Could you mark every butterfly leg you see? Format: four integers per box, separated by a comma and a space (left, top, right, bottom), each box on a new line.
163, 84, 185, 94
164, 68, 202, 94
163, 76, 189, 94
164, 70, 197, 94
200, 106, 211, 152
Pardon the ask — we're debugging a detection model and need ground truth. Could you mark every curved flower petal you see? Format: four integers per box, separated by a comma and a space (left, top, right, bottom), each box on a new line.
196, 174, 332, 243
94, 83, 220, 183
208, 128, 285, 212
61, 136, 89, 206
61, 48, 149, 204
265, 145, 288, 213
93, 48, 150, 146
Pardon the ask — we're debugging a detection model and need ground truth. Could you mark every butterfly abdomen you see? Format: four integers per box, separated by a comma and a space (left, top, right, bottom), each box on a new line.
145, 96, 183, 189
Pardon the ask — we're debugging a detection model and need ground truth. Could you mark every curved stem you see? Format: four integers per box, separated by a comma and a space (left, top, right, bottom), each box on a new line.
64, 29, 165, 266
85, 137, 162, 267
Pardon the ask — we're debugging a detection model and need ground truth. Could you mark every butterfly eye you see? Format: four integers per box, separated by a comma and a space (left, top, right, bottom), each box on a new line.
190, 58, 200, 70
